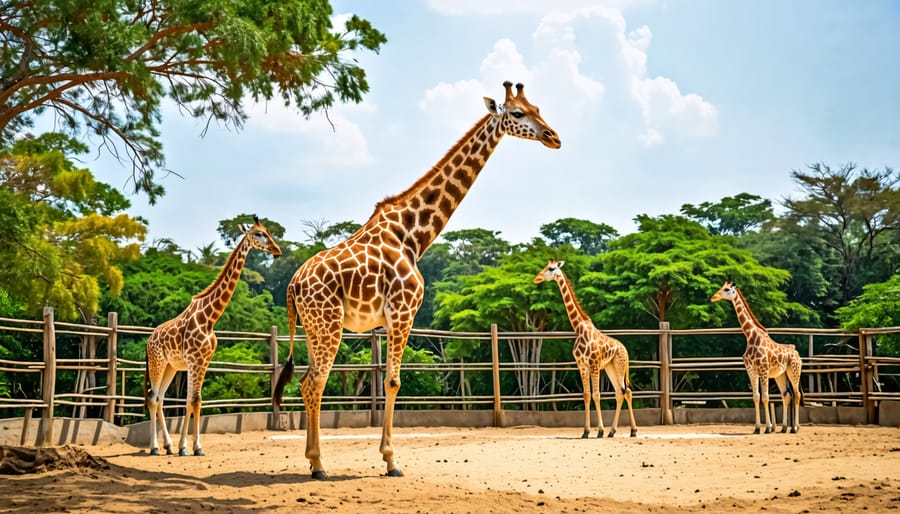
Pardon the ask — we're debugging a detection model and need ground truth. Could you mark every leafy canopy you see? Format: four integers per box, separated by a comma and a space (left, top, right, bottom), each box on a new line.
0, 0, 386, 201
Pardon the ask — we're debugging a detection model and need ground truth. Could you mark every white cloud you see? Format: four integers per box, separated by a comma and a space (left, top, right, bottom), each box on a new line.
427, 0, 651, 15
244, 100, 375, 167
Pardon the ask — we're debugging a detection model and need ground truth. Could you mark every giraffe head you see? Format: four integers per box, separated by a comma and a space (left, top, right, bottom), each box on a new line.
484, 81, 561, 149
241, 215, 283, 256
711, 281, 737, 303
534, 259, 565, 284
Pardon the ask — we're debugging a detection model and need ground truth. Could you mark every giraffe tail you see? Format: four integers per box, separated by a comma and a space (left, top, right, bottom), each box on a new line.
272, 285, 298, 411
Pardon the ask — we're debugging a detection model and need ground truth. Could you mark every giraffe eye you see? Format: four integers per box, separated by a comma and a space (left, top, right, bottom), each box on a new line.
510, 111, 524, 119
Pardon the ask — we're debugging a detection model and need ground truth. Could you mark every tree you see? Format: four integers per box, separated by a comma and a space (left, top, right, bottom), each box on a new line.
580, 215, 811, 330
441, 228, 512, 276
0, 133, 146, 321
835, 274, 900, 356
680, 193, 773, 237
539, 217, 618, 255
1, 1, 386, 201
780, 163, 900, 306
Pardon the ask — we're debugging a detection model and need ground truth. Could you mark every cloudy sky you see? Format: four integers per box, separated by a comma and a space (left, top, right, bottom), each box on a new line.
92, 1, 900, 251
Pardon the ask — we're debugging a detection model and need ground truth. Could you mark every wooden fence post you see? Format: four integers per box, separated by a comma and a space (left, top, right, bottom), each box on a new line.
104, 312, 118, 423
659, 321, 673, 425
859, 330, 874, 424
36, 306, 56, 446
491, 324, 504, 427
269, 325, 279, 400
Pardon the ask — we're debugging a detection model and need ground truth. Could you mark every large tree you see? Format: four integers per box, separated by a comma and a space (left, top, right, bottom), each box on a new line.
0, 133, 146, 321
0, 0, 386, 201
539, 217, 618, 255
680, 193, 773, 237
780, 163, 900, 306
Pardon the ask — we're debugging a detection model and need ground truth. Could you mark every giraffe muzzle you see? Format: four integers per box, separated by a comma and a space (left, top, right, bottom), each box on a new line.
541, 129, 561, 149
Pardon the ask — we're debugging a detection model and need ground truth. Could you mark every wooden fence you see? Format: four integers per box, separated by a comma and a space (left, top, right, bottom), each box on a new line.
1, 308, 899, 446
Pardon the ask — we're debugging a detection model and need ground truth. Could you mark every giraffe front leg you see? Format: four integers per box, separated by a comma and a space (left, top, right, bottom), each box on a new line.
748, 372, 762, 434
578, 369, 592, 438
380, 325, 411, 477
148, 365, 176, 456
761, 376, 774, 434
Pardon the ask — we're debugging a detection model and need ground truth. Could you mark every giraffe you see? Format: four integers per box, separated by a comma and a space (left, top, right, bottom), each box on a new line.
534, 260, 638, 438
144, 216, 282, 456
711, 281, 802, 434
273, 81, 560, 479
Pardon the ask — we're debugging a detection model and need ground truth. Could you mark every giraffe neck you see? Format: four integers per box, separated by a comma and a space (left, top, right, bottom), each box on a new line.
375, 114, 503, 258
554, 273, 592, 328
192, 235, 253, 326
732, 288, 766, 346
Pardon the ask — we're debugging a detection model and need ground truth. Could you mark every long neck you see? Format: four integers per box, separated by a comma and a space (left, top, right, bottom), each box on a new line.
377, 114, 503, 258
554, 273, 592, 328
731, 289, 766, 342
193, 235, 252, 325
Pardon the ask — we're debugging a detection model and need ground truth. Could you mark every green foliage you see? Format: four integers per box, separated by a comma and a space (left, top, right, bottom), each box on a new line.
0, 134, 146, 321
681, 193, 773, 236
539, 217, 618, 255
205, 342, 269, 410
836, 275, 900, 355
1, 1, 386, 201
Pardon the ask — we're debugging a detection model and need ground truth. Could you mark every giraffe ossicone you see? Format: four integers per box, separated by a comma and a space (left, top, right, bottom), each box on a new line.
534, 259, 638, 438
145, 216, 281, 456
273, 81, 560, 479
711, 281, 803, 434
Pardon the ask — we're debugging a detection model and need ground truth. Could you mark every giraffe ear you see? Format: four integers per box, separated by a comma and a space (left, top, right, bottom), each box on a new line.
239, 224, 250, 234
557, 260, 565, 268
484, 97, 503, 116
253, 215, 260, 225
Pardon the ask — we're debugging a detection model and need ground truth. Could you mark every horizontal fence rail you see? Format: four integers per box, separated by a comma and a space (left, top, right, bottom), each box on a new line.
1, 309, 897, 446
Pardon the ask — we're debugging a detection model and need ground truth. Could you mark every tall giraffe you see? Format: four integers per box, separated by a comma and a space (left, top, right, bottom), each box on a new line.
534, 260, 638, 438
273, 81, 561, 479
711, 281, 802, 434
145, 216, 281, 456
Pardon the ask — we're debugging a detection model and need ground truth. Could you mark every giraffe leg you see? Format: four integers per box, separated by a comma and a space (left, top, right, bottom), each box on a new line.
748, 371, 762, 434
302, 326, 340, 479
761, 374, 774, 434
578, 368, 592, 438
590, 368, 603, 438
774, 375, 790, 433
380, 320, 413, 476
789, 362, 802, 433
606, 368, 624, 439
179, 356, 210, 457
154, 366, 178, 455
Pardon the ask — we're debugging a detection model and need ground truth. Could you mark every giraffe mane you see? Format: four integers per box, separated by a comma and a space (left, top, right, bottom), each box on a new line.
735, 286, 767, 330
559, 269, 591, 322
372, 114, 494, 214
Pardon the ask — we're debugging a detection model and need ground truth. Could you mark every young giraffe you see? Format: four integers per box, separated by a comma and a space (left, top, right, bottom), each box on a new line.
273, 81, 561, 479
144, 216, 281, 456
534, 260, 638, 438
711, 281, 802, 434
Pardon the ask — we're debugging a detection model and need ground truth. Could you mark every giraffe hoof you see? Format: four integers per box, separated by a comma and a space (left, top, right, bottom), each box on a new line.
581, 431, 590, 439
194, 449, 205, 456
311, 470, 329, 480
164, 445, 173, 456
753, 427, 761, 434
781, 427, 788, 434
149, 448, 160, 456
790, 427, 798, 434
178, 449, 189, 456
765, 427, 774, 434
386, 468, 404, 477
630, 429, 638, 438
607, 431, 616, 438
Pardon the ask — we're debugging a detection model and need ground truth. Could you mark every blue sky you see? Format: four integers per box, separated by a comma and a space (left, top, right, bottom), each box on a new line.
92, 0, 900, 252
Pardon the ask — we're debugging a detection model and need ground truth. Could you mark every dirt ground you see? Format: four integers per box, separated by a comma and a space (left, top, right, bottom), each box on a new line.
1, 423, 899, 513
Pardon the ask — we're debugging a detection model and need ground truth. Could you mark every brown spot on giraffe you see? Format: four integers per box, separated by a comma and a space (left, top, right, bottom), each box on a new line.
273, 81, 560, 479
144, 216, 281, 457
534, 260, 638, 438
711, 281, 803, 434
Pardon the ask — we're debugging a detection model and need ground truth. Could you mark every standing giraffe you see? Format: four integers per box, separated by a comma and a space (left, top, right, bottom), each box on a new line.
145, 216, 281, 456
534, 260, 638, 438
273, 81, 561, 479
711, 281, 802, 434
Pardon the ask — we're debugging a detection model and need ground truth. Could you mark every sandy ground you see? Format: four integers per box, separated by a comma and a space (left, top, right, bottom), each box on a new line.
1, 423, 899, 513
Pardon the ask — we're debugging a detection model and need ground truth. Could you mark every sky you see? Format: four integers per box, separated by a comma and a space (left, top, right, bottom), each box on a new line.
89, 0, 900, 252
